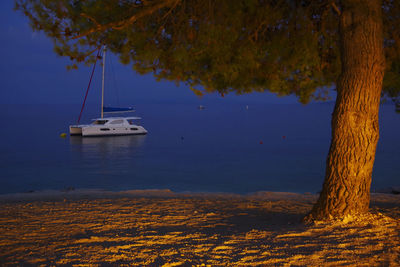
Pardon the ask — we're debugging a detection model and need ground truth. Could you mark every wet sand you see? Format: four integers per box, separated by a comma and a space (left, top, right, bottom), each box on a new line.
0, 190, 399, 266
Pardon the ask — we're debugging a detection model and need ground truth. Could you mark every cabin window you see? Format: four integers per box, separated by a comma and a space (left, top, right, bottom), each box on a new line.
131, 128, 138, 131
93, 120, 108, 125
110, 120, 124, 124
100, 128, 110, 131
128, 119, 139, 125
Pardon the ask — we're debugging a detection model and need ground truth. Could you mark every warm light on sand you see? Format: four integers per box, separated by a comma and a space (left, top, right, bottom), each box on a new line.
0, 192, 399, 265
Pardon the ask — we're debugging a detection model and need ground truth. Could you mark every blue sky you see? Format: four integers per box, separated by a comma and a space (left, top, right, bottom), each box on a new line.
0, 1, 301, 106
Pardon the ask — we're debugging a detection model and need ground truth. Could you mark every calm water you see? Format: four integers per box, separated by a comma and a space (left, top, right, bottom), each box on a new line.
0, 101, 399, 194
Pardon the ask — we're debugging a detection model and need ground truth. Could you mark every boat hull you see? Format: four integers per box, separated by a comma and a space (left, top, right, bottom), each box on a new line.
69, 125, 147, 136
69, 126, 83, 136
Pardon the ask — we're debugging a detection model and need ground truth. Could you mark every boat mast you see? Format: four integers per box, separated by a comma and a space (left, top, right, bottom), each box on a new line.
101, 45, 106, 119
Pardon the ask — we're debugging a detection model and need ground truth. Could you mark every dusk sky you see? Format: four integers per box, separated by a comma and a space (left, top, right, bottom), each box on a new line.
0, 1, 301, 107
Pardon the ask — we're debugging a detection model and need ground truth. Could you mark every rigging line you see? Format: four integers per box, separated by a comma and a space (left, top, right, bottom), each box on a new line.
77, 48, 102, 124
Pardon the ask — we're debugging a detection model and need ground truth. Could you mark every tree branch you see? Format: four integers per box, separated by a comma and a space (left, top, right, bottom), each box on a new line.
331, 2, 341, 16
72, 0, 180, 40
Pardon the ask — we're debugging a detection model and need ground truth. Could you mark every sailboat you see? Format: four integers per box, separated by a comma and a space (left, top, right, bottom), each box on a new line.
69, 46, 147, 136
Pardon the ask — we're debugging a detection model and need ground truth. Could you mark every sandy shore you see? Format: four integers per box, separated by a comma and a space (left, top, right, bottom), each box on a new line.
0, 190, 399, 266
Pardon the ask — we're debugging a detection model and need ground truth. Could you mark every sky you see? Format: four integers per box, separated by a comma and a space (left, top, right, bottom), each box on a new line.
0, 1, 306, 107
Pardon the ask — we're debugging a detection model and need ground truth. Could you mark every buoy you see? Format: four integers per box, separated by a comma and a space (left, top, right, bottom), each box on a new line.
60, 133, 67, 138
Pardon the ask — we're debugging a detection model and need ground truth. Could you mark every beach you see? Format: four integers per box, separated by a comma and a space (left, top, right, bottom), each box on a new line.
0, 190, 399, 266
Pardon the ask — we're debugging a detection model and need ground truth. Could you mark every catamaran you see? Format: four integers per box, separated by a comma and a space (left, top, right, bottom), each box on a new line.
69, 46, 147, 136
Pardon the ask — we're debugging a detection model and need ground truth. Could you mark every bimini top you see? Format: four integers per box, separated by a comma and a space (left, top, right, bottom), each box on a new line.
103, 106, 135, 113
91, 117, 142, 121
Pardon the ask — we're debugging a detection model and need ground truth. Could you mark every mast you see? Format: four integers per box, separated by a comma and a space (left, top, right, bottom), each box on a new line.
101, 45, 106, 119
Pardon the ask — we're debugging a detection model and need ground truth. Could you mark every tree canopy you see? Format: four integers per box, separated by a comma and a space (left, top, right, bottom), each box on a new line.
15, 0, 400, 104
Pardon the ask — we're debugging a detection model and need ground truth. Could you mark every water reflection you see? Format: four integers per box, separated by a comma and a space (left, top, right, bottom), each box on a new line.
67, 135, 147, 187
69, 135, 146, 158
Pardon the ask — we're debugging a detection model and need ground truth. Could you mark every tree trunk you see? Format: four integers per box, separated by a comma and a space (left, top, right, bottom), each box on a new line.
307, 0, 385, 221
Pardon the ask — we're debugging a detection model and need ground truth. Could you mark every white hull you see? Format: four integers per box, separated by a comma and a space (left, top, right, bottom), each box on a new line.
69, 117, 147, 137
69, 126, 83, 135
70, 125, 147, 136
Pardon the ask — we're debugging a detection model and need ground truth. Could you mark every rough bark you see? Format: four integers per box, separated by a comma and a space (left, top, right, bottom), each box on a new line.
307, 0, 385, 221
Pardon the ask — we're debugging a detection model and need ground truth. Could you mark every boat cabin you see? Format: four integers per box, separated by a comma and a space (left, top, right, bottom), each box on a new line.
70, 117, 147, 136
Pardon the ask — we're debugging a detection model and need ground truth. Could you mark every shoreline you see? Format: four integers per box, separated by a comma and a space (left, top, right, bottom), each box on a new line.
0, 187, 399, 202
0, 188, 318, 202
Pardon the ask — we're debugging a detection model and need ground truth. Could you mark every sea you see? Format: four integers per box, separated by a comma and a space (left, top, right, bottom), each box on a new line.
0, 101, 399, 195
